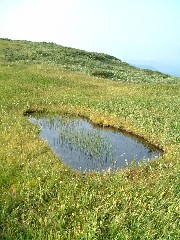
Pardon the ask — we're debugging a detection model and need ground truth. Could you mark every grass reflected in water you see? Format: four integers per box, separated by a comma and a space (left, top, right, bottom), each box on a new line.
29, 114, 162, 172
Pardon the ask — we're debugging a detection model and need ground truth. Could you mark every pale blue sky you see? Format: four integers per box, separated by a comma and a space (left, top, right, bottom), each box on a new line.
0, 0, 180, 65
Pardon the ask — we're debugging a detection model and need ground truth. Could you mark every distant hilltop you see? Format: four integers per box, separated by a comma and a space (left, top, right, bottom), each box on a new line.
130, 64, 158, 72
127, 60, 180, 78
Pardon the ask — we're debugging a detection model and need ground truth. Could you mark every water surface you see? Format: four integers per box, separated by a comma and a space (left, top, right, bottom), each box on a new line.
29, 114, 162, 172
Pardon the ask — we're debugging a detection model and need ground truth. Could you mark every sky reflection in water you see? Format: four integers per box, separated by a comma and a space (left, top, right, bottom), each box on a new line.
29, 115, 162, 172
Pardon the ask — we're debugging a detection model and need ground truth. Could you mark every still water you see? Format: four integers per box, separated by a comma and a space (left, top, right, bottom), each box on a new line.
29, 114, 162, 172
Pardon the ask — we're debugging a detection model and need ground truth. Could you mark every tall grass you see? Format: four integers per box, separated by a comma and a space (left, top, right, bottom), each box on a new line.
0, 38, 179, 239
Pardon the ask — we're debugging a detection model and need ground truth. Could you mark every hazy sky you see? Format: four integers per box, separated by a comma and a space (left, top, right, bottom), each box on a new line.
0, 0, 180, 63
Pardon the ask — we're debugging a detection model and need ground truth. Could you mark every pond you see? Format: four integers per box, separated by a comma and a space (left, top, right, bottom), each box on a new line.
29, 114, 162, 172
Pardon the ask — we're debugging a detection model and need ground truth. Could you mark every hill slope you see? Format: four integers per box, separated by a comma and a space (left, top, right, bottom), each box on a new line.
0, 38, 179, 83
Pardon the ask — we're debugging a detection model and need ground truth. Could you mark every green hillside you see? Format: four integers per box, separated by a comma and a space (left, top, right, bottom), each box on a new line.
0, 38, 179, 239
1, 38, 178, 83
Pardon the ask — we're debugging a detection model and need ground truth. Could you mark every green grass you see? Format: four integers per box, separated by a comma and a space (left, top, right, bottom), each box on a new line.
0, 38, 180, 239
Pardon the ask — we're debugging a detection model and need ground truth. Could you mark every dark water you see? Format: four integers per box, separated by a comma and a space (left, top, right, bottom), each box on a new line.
29, 114, 162, 172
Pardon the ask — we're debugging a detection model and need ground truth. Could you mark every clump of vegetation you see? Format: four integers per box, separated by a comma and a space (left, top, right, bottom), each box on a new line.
0, 38, 179, 239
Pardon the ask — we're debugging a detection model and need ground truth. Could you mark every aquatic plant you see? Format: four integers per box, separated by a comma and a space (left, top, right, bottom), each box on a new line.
30, 114, 161, 172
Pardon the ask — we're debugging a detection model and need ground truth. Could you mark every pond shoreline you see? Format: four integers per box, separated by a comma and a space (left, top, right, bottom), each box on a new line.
27, 111, 162, 172
24, 108, 164, 153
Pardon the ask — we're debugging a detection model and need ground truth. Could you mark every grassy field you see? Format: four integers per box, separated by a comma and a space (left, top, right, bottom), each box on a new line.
0, 38, 180, 239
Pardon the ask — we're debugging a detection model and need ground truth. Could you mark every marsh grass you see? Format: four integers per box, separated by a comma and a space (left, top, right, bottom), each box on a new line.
29, 114, 161, 173
0, 38, 180, 239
